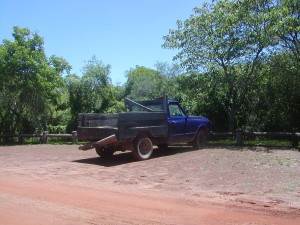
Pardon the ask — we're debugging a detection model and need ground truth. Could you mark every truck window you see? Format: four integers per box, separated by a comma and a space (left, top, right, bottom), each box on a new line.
169, 103, 185, 116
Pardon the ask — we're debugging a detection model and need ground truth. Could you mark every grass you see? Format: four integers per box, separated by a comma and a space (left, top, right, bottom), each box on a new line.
243, 139, 291, 147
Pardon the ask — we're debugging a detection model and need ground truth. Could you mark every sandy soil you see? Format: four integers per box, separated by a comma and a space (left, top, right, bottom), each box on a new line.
0, 144, 299, 225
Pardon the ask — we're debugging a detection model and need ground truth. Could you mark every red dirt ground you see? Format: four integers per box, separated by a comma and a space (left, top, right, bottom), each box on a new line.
0, 144, 299, 225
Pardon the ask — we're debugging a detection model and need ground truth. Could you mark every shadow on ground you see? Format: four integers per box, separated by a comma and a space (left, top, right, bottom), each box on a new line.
72, 144, 299, 167
72, 146, 196, 167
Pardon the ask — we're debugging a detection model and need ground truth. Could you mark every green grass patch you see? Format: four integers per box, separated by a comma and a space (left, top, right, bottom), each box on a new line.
243, 139, 291, 147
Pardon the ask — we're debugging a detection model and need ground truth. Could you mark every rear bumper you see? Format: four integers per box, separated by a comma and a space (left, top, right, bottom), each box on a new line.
79, 134, 118, 151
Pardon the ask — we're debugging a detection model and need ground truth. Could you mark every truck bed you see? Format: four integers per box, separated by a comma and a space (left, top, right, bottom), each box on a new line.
77, 114, 118, 141
77, 112, 168, 142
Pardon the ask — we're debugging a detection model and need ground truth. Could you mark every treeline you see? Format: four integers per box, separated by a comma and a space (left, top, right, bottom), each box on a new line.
0, 0, 299, 138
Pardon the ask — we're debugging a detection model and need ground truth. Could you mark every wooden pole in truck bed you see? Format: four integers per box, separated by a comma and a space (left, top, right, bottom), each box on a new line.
124, 98, 154, 112
79, 134, 118, 151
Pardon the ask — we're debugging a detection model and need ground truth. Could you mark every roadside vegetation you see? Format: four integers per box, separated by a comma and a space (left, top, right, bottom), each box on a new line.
0, 0, 299, 141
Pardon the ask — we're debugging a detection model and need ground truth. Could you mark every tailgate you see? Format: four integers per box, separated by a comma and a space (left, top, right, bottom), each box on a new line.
77, 113, 119, 141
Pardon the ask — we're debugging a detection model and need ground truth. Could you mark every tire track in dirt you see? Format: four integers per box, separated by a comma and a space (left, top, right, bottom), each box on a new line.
0, 176, 299, 225
1, 145, 300, 225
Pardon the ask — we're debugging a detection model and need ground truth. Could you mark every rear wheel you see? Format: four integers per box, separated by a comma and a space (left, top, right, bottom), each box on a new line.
192, 129, 207, 149
95, 147, 114, 158
132, 136, 153, 160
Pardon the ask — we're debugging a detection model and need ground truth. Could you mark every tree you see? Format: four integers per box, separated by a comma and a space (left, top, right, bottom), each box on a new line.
0, 27, 70, 135
259, 51, 300, 131
163, 0, 277, 132
124, 66, 168, 100
154, 61, 183, 98
275, 0, 300, 62
65, 56, 122, 132
154, 61, 183, 79
80, 56, 113, 113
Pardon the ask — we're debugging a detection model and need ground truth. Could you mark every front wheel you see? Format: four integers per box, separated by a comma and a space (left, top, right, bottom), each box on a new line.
132, 136, 153, 160
192, 129, 207, 149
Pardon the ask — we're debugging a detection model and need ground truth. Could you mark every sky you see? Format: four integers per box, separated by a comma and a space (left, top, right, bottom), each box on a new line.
1, 0, 207, 84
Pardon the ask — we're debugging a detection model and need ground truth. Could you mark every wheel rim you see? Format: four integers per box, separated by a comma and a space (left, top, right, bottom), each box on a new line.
137, 138, 153, 157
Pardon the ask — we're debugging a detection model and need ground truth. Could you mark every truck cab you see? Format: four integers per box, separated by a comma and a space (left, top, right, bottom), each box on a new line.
167, 99, 211, 146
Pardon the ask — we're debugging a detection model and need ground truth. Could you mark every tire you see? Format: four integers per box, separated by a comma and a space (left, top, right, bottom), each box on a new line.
132, 136, 153, 160
192, 129, 207, 149
95, 147, 114, 158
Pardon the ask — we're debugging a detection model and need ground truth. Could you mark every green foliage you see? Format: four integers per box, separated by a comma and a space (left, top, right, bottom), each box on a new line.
163, 0, 300, 132
275, 0, 300, 62
80, 56, 113, 113
154, 61, 183, 98
124, 66, 168, 100
172, 71, 229, 131
47, 125, 67, 134
65, 56, 123, 132
257, 52, 300, 131
0, 27, 70, 135
1, 0, 300, 142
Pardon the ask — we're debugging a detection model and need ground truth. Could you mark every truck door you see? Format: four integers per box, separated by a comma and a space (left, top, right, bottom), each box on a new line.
168, 102, 188, 142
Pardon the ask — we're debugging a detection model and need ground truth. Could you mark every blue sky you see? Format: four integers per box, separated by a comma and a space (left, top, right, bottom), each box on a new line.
1, 0, 206, 84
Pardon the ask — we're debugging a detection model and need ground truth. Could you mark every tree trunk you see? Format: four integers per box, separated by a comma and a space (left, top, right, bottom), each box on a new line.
228, 88, 237, 133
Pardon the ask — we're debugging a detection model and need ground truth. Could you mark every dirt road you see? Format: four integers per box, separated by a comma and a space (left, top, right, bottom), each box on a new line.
0, 145, 299, 225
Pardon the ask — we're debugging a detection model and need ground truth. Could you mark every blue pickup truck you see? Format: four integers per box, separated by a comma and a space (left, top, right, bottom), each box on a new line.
78, 96, 211, 160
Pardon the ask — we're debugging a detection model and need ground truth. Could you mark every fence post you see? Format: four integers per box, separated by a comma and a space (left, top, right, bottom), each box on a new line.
72, 131, 78, 144
236, 128, 243, 145
292, 128, 298, 148
42, 131, 49, 144
18, 133, 23, 144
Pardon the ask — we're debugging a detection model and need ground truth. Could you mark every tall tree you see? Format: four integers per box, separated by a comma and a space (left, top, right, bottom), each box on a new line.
124, 66, 167, 100
0, 27, 70, 135
275, 0, 300, 62
154, 61, 183, 79
154, 62, 183, 98
163, 0, 277, 132
65, 56, 119, 132
80, 56, 113, 113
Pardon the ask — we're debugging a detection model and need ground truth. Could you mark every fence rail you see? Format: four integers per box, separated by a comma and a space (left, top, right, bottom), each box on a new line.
0, 128, 299, 147
211, 128, 299, 147
0, 131, 78, 144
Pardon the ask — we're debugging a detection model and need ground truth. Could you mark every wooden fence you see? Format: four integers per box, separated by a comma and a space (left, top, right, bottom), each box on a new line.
0, 131, 78, 144
211, 128, 299, 148
0, 128, 299, 147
